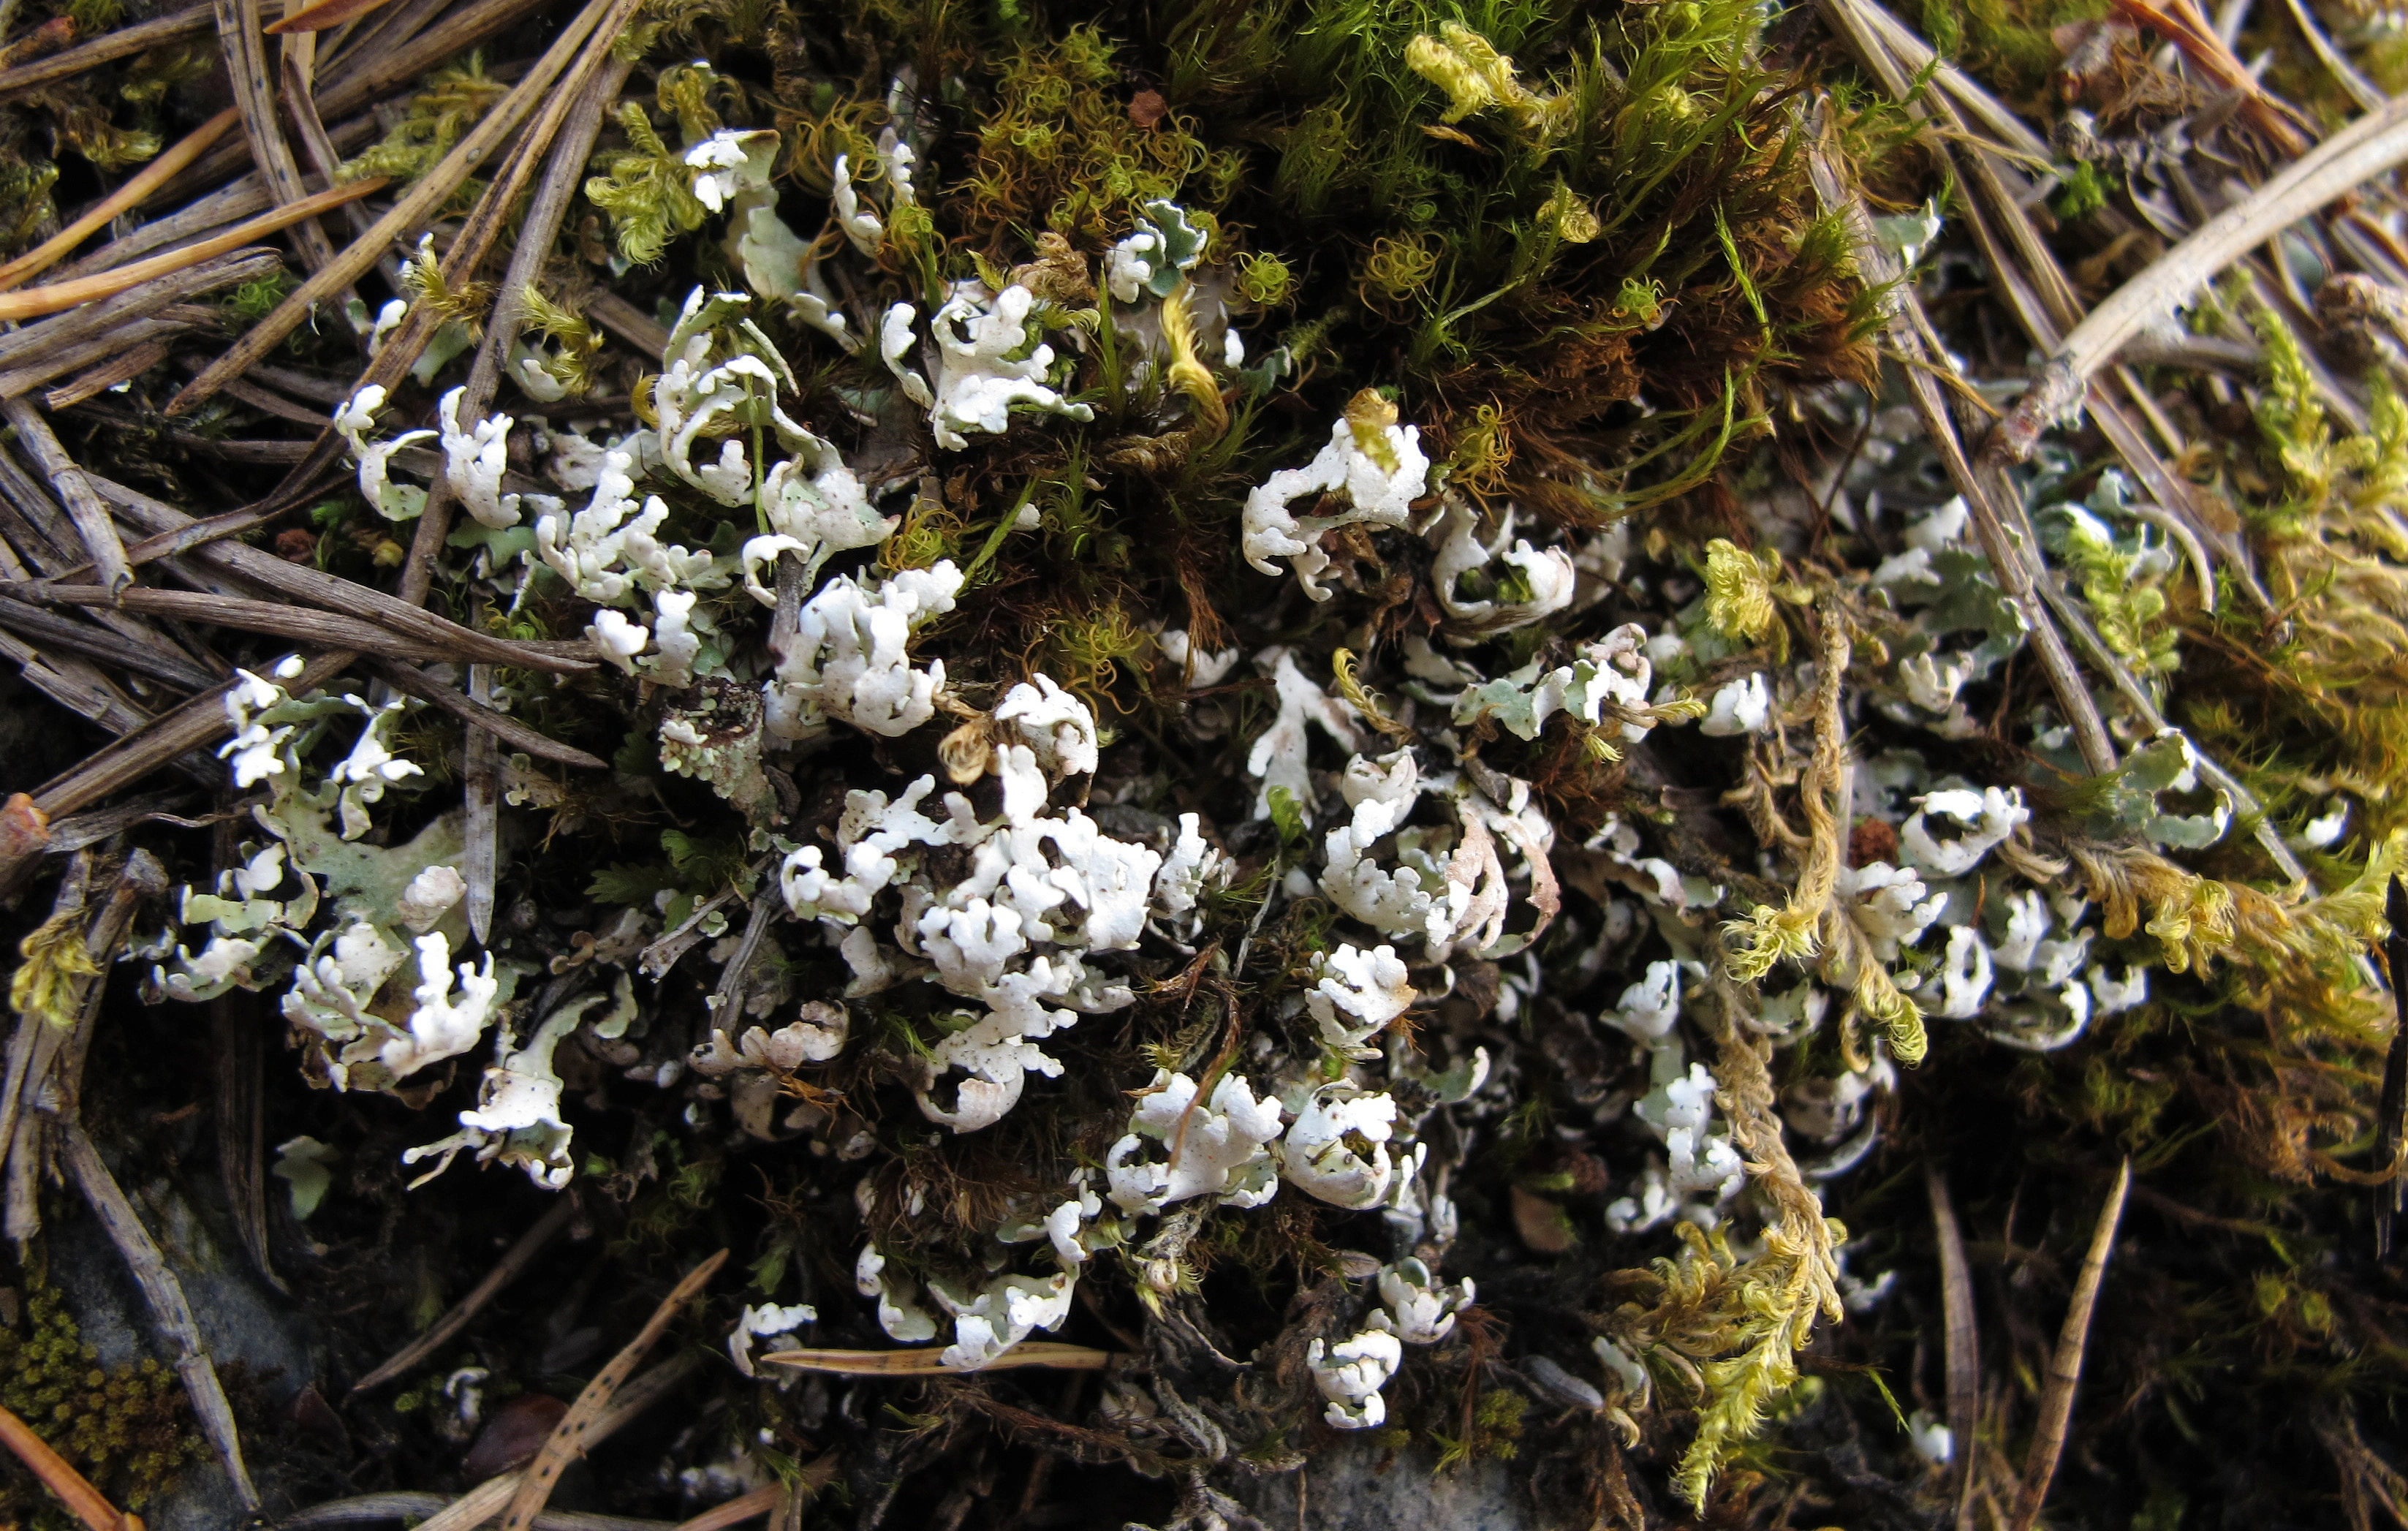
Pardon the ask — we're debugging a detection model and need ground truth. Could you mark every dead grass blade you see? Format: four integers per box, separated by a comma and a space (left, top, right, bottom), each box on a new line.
501, 1250, 731, 1531
2006, 1159, 2132, 1531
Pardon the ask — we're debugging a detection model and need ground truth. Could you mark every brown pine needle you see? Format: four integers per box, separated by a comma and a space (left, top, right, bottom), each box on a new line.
0, 1399, 139, 1531
501, 1250, 730, 1531
0, 107, 240, 292
0, 178, 383, 322
2008, 1158, 2132, 1531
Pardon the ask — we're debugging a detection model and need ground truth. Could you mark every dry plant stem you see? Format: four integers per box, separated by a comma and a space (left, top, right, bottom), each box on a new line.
169, 0, 622, 415
0, 247, 276, 371
366, 657, 608, 769
767, 1344, 1117, 1375
501, 1249, 731, 1531
0, 107, 241, 290
216, 0, 340, 276
1994, 90, 2408, 461
0, 594, 219, 689
674, 1485, 783, 1531
469, 53, 635, 414
162, 0, 548, 200
1, 400, 129, 594
85, 472, 597, 672
0, 180, 382, 322
2007, 1159, 2133, 1531
0, 855, 105, 1244
1926, 1164, 1980, 1531
7, 581, 550, 667
1854, 0, 2050, 159
389, 42, 637, 599
2118, 0, 2312, 152
55, 1118, 259, 1509
0, 1399, 135, 1531
347, 1192, 580, 1393
0, 629, 167, 752
0, 1, 211, 99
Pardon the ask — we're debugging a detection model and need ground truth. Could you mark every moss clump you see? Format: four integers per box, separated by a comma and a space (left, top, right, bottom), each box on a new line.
0, 1278, 204, 1516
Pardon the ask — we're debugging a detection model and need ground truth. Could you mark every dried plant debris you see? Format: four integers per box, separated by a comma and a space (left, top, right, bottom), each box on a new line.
9, 0, 2408, 1526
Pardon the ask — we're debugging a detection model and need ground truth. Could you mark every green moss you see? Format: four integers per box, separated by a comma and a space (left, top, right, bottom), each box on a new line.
0, 1277, 205, 1517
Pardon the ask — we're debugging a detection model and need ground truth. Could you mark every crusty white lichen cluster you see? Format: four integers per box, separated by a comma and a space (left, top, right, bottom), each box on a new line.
134, 124, 2253, 1439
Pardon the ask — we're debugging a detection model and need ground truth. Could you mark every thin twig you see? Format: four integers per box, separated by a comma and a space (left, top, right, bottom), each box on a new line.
0, 319, 192, 403
673, 1485, 784, 1531
0, 594, 219, 690
1993, 89, 2408, 461
268, 0, 398, 34
765, 1343, 1117, 1375
2006, 1158, 2132, 1531
348, 1193, 582, 1394
212, 988, 281, 1292
1926, 1164, 1980, 1531
55, 1122, 260, 1508
0, 106, 241, 291
2280, 0, 2384, 111
501, 1250, 731, 1531
44, 340, 175, 409
1803, 121, 2121, 774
